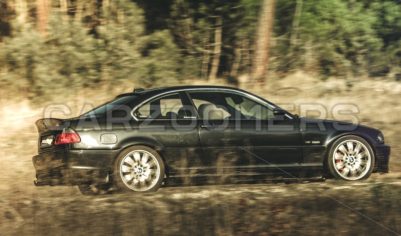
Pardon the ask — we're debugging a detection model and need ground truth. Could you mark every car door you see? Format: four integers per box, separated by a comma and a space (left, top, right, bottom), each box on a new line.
132, 92, 202, 176
187, 90, 303, 175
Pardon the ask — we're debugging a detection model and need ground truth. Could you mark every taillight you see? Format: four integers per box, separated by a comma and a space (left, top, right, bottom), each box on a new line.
54, 128, 81, 145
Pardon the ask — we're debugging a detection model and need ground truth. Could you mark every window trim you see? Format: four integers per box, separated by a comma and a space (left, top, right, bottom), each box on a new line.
131, 88, 293, 121
132, 92, 197, 121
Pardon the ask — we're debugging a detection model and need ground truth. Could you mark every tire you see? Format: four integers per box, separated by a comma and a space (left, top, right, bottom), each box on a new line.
113, 146, 165, 193
78, 183, 112, 195
327, 135, 375, 181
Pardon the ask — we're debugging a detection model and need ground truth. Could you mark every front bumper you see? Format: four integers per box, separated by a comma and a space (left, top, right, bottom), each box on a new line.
373, 145, 391, 173
33, 148, 119, 186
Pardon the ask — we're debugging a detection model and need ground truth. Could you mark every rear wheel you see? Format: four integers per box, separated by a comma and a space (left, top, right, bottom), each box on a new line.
328, 135, 375, 181
113, 146, 165, 193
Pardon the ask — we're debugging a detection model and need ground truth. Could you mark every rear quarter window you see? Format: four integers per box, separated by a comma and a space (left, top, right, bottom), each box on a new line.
81, 95, 138, 118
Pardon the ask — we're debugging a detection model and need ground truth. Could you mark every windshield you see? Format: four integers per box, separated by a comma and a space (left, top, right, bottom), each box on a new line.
81, 95, 138, 118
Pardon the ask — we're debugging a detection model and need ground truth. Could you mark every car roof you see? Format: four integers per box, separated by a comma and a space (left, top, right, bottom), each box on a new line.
136, 85, 241, 93
116, 85, 244, 98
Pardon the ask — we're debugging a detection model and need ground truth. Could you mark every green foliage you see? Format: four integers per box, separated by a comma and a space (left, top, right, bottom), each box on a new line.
274, 0, 385, 77
94, 1, 144, 83
1, 19, 96, 99
1, 0, 401, 102
368, 0, 401, 75
165, 0, 260, 78
138, 30, 180, 87
0, 0, 180, 102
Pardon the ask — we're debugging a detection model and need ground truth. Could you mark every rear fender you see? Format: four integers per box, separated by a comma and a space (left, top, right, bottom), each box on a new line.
118, 136, 165, 152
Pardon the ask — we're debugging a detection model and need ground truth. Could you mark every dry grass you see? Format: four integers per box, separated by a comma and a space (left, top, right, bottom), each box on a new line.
1, 175, 401, 235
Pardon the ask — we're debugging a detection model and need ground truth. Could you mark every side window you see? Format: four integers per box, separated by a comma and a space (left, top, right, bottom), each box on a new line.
188, 92, 231, 120
135, 93, 186, 119
223, 93, 274, 120
188, 91, 274, 120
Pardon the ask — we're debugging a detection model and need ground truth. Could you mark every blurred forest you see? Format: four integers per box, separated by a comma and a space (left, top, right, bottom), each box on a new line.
0, 0, 400, 102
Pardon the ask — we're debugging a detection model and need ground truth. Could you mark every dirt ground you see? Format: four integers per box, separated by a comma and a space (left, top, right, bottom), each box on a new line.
0, 73, 400, 235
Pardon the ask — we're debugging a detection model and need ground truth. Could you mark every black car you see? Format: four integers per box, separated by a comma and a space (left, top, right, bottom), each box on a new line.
33, 86, 390, 194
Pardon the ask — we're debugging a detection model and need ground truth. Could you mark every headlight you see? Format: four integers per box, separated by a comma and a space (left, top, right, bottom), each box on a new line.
377, 132, 385, 144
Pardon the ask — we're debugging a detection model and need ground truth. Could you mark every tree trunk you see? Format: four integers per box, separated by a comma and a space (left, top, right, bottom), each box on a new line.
102, 0, 110, 15
252, 0, 276, 83
59, 0, 67, 13
59, 0, 68, 22
242, 39, 251, 75
230, 46, 242, 77
208, 16, 222, 82
201, 38, 211, 79
36, 0, 50, 36
15, 0, 28, 25
290, 0, 303, 48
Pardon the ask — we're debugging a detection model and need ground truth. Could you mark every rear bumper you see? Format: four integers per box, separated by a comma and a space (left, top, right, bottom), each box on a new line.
373, 145, 390, 173
33, 148, 119, 186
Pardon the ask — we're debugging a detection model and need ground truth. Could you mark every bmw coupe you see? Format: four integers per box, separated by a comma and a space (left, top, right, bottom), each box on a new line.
33, 86, 390, 194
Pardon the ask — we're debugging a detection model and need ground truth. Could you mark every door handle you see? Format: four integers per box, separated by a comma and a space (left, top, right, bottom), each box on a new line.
183, 116, 197, 119
200, 124, 208, 129
200, 124, 217, 129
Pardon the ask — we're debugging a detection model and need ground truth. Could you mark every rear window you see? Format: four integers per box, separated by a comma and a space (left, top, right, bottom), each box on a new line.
81, 95, 138, 118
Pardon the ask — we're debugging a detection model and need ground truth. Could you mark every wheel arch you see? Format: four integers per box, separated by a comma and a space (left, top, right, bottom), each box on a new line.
118, 136, 165, 153
113, 137, 170, 176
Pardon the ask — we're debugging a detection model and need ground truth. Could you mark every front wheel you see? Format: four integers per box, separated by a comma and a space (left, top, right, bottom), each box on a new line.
113, 146, 165, 193
327, 135, 375, 181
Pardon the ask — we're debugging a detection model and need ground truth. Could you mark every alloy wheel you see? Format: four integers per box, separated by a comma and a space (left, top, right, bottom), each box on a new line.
332, 139, 372, 180
119, 150, 161, 191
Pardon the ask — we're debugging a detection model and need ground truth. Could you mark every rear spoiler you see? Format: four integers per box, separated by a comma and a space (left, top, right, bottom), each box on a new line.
35, 118, 66, 133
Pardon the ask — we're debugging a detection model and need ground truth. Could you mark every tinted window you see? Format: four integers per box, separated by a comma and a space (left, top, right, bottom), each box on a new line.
188, 91, 274, 120
188, 92, 231, 120
81, 95, 138, 118
224, 93, 274, 120
135, 93, 187, 119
